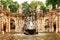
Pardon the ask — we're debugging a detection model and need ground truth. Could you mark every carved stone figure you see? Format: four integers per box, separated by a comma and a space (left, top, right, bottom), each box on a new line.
23, 17, 37, 35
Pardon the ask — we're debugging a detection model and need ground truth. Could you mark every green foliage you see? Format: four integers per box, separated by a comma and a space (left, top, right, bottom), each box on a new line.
41, 5, 49, 13
7, 0, 13, 4
22, 1, 37, 16
1, 0, 49, 14
29, 1, 37, 13
30, 1, 45, 13
22, 1, 29, 16
56, 0, 60, 6
9, 2, 19, 12
46, 0, 60, 9
1, 0, 8, 8
37, 1, 44, 6
1, 0, 13, 9
9, 5, 19, 12
1, 0, 19, 12
22, 1, 47, 16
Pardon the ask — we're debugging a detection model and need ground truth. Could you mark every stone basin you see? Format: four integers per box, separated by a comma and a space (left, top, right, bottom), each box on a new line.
0, 33, 60, 40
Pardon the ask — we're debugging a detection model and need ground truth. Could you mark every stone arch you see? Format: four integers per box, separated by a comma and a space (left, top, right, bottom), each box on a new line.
45, 19, 50, 32
3, 23, 7, 32
10, 18, 16, 32
2, 15, 7, 32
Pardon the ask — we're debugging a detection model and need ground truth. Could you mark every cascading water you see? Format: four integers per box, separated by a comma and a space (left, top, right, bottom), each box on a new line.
24, 17, 38, 35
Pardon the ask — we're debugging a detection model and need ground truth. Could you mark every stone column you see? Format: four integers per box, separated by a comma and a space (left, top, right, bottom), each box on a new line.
57, 12, 60, 32
50, 14, 54, 32
2, 16, 3, 32
37, 19, 41, 33
42, 19, 45, 32
19, 18, 24, 34
19, 19, 21, 33
37, 16, 40, 33
0, 16, 2, 32
58, 16, 60, 32
37, 16, 44, 33
56, 17, 59, 32
15, 17, 20, 32
15, 18, 18, 32
5, 17, 9, 32
7, 17, 10, 32
49, 18, 52, 32
9, 17, 10, 32
51, 21, 54, 32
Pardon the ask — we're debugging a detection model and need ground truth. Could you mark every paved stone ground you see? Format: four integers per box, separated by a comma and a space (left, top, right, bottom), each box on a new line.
0, 33, 60, 40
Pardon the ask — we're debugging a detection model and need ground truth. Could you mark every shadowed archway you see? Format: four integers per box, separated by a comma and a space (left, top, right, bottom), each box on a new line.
53, 23, 56, 32
3, 23, 6, 32
10, 19, 15, 32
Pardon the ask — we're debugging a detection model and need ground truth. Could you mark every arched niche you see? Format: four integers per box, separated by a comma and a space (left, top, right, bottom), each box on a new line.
45, 19, 50, 32
3, 23, 6, 32
53, 22, 56, 32
10, 19, 15, 32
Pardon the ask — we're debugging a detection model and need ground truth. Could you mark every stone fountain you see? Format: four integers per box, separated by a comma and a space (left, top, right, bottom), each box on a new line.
23, 17, 38, 35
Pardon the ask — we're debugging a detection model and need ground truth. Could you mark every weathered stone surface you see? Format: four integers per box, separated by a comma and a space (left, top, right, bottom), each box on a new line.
0, 33, 60, 40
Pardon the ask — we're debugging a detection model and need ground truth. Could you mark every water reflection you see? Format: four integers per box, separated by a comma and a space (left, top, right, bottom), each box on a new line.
0, 33, 60, 40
